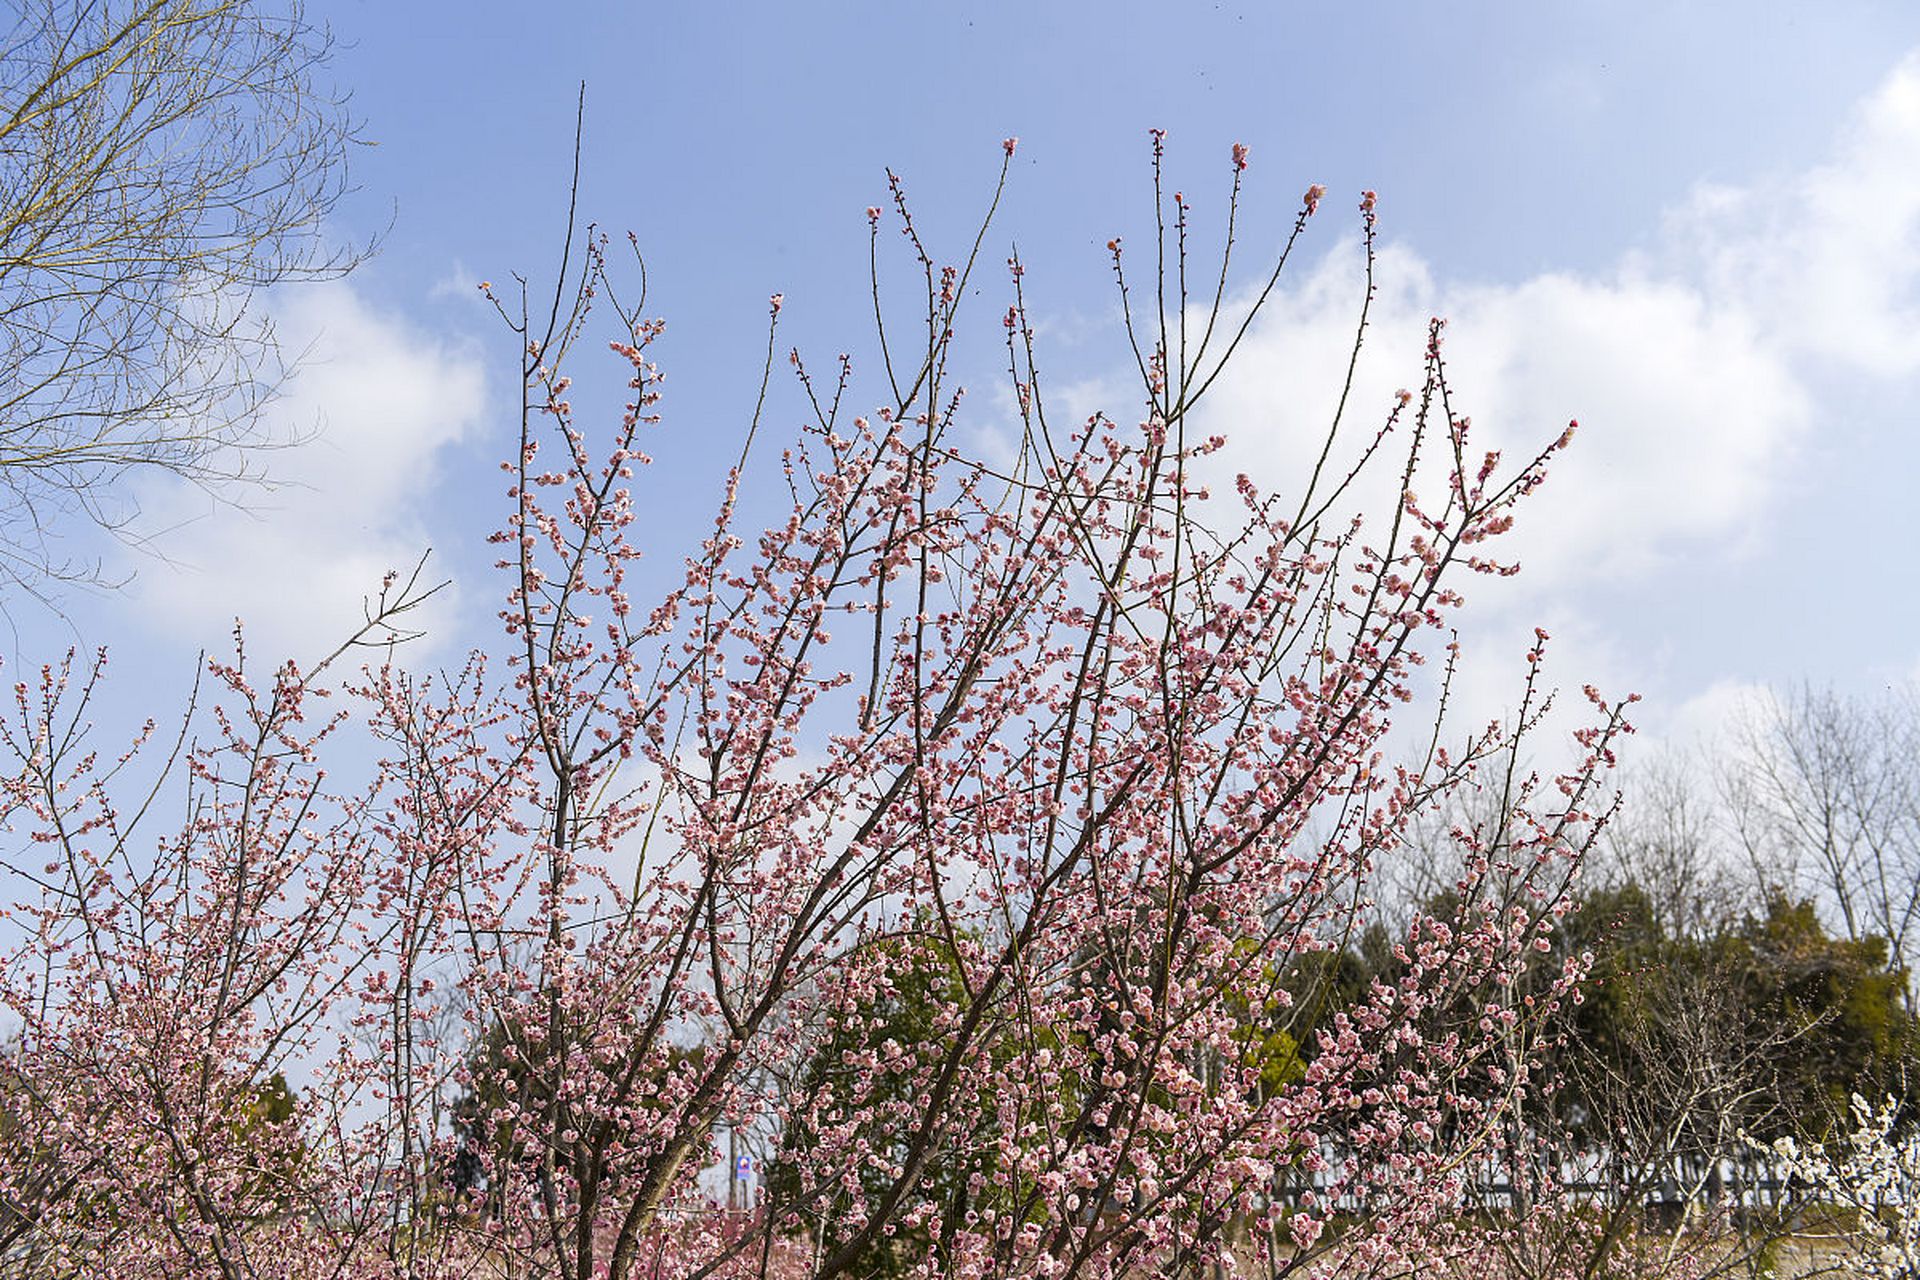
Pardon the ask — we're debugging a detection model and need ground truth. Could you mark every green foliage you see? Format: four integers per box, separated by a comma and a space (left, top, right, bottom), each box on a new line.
234, 1071, 304, 1208
1732, 894, 1916, 1136
450, 1020, 705, 1211
1258, 881, 1918, 1150
767, 928, 1014, 1279
1221, 937, 1314, 1099
1545, 885, 1916, 1144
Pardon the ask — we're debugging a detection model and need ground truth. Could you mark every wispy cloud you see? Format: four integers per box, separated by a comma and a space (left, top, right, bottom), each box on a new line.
115, 281, 487, 665
1182, 51, 1920, 745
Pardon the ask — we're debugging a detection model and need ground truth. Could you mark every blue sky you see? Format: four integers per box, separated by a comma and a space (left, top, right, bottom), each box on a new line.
14, 1, 1920, 759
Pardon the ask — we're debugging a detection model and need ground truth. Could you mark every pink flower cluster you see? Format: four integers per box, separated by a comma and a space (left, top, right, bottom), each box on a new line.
0, 142, 1618, 1280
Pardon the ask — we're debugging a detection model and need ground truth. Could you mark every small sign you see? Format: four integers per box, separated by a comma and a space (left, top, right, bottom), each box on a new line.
735, 1155, 753, 1179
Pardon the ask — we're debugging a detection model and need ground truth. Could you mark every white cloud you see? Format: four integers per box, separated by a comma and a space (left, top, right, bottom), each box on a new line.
1658, 678, 1771, 753
1669, 50, 1920, 376
1167, 51, 1920, 752
428, 259, 490, 308
117, 281, 486, 665
1200, 52, 1920, 575
1443, 270, 1807, 580
1189, 238, 1810, 596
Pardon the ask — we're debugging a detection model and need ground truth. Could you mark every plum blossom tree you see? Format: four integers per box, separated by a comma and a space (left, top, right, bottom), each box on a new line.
0, 137, 1629, 1279
1757, 1094, 1920, 1280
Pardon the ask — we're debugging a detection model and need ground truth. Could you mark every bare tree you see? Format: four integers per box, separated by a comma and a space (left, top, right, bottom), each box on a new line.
1599, 750, 1752, 942
1470, 949, 1805, 1280
0, 0, 366, 597
1726, 684, 1920, 999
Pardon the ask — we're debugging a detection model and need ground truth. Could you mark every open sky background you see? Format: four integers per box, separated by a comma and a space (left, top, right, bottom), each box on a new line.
10, 1, 1920, 767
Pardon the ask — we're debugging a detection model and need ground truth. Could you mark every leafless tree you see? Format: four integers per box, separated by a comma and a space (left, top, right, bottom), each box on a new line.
1725, 684, 1920, 1000
1598, 750, 1753, 942
1464, 941, 1807, 1280
0, 0, 367, 597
